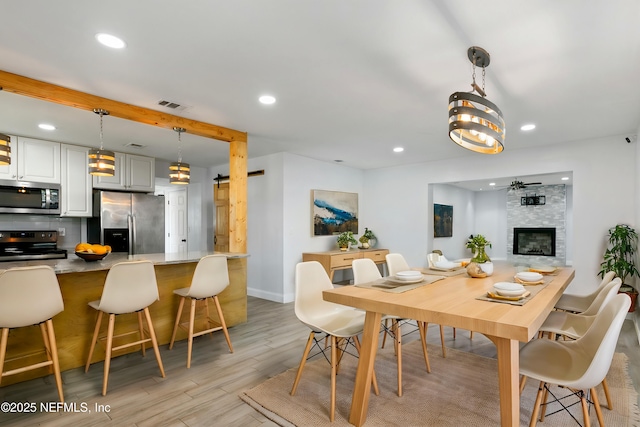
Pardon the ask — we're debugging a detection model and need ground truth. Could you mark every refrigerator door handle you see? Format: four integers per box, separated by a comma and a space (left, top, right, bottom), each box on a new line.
128, 214, 135, 255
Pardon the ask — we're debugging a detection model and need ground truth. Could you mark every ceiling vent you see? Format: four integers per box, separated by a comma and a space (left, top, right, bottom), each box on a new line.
157, 99, 190, 112
124, 142, 146, 149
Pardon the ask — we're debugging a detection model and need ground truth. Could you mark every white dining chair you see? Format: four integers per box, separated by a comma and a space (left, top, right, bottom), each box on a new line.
0, 266, 65, 402
519, 294, 630, 426
290, 261, 379, 422
352, 258, 431, 397
85, 261, 165, 395
554, 271, 616, 313
385, 253, 448, 357
169, 254, 234, 368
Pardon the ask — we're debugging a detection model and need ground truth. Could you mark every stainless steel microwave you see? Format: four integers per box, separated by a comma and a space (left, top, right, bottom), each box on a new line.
0, 179, 60, 214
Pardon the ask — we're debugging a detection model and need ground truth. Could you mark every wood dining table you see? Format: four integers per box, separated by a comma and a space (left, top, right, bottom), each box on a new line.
322, 261, 575, 426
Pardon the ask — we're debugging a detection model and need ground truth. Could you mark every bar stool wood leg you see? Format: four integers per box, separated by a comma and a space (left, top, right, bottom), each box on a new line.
213, 296, 233, 352
169, 297, 186, 349
102, 313, 116, 396
0, 328, 9, 386
85, 312, 103, 372
143, 307, 165, 378
188, 298, 197, 369
45, 319, 64, 402
137, 311, 146, 356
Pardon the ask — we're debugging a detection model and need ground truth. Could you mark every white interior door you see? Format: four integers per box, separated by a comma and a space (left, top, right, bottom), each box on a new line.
168, 188, 188, 253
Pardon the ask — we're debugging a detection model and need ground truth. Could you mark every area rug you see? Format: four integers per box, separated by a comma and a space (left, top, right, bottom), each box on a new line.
240, 341, 639, 426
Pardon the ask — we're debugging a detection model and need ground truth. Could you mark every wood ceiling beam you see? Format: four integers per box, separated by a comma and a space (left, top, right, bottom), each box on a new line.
0, 69, 247, 143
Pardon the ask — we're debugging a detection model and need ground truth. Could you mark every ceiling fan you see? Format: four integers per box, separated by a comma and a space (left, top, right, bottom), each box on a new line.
507, 178, 542, 190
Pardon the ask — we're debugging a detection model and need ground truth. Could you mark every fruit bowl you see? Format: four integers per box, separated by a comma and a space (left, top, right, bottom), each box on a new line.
75, 251, 109, 262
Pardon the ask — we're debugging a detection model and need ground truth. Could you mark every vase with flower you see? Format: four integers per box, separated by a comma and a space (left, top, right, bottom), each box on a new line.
466, 234, 493, 276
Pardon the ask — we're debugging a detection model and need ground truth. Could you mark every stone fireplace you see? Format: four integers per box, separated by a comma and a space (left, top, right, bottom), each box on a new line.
513, 227, 556, 256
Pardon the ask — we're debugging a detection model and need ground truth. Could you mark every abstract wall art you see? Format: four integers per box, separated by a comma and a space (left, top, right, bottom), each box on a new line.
434, 203, 453, 237
312, 190, 358, 236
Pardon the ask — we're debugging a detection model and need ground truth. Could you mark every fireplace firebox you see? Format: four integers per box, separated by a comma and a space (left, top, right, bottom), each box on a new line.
513, 227, 556, 256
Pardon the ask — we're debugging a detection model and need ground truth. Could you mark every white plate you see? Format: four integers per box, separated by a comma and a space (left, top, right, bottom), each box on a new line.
515, 272, 543, 282
387, 275, 424, 285
434, 261, 461, 270
395, 270, 422, 278
493, 287, 526, 297
530, 265, 556, 273
493, 282, 525, 291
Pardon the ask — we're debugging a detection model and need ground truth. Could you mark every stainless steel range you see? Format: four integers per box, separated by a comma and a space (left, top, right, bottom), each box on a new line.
0, 230, 68, 261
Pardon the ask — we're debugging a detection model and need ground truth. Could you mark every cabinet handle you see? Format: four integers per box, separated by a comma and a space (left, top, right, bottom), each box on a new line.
343, 257, 355, 260
11, 174, 16, 178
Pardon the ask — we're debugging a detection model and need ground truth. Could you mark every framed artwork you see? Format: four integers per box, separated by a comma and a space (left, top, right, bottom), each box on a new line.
434, 204, 453, 237
312, 190, 358, 236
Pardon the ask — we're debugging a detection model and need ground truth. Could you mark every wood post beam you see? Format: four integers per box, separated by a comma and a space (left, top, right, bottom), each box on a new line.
229, 140, 247, 253
0, 69, 247, 143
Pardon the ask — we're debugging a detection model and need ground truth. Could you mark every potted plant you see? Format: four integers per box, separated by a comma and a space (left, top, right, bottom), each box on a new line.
358, 228, 376, 249
336, 231, 357, 251
466, 234, 493, 276
598, 224, 639, 312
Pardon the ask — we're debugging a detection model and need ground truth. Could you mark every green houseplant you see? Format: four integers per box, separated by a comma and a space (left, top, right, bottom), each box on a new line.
358, 228, 376, 249
336, 231, 357, 251
466, 234, 492, 263
598, 224, 639, 312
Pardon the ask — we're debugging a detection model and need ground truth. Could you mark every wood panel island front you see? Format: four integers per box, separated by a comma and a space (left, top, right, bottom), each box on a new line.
0, 251, 248, 386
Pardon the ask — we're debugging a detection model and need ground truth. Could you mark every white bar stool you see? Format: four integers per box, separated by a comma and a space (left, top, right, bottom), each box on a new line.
169, 255, 234, 368
85, 260, 165, 395
0, 266, 64, 401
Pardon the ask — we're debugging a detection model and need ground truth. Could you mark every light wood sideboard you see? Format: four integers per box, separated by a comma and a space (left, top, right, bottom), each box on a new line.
302, 248, 389, 281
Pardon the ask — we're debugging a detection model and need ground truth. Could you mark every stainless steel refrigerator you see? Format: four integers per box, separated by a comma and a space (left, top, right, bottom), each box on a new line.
87, 191, 165, 255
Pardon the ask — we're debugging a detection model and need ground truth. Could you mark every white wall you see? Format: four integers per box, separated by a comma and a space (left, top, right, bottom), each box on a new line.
364, 135, 636, 295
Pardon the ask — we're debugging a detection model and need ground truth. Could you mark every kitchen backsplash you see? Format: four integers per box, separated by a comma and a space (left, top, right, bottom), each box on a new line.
0, 214, 83, 250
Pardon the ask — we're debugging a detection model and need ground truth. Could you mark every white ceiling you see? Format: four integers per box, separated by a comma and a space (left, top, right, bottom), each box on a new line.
0, 1, 639, 175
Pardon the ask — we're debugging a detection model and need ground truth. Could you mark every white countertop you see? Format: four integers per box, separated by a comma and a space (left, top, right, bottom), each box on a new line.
0, 251, 249, 274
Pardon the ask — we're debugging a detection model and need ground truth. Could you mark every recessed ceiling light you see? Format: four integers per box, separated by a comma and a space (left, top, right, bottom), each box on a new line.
259, 95, 276, 105
38, 123, 56, 131
520, 124, 536, 131
95, 33, 126, 49
561, 176, 569, 181
393, 147, 404, 153
489, 182, 495, 186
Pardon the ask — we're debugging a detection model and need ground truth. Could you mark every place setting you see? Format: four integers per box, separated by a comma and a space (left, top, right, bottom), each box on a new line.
356, 270, 444, 293
477, 278, 550, 305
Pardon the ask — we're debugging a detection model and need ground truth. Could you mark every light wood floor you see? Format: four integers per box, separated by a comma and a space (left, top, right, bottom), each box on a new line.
1, 296, 638, 426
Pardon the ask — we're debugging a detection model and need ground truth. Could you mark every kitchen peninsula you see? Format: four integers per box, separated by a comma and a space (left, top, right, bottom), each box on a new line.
1, 251, 248, 386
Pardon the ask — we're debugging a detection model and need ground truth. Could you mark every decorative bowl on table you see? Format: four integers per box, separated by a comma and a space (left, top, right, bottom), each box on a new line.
492, 282, 526, 297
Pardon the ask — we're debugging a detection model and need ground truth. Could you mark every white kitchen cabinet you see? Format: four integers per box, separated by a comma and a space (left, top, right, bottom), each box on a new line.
93, 153, 155, 192
60, 144, 92, 217
0, 136, 61, 183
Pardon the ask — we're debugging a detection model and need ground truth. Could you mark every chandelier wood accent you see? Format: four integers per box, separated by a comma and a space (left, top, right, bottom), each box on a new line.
88, 109, 116, 176
0, 133, 10, 165
448, 46, 505, 154
169, 127, 190, 184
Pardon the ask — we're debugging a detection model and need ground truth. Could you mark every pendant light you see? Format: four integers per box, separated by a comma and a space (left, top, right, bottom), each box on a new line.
169, 127, 190, 184
88, 109, 116, 176
0, 133, 10, 165
448, 46, 505, 154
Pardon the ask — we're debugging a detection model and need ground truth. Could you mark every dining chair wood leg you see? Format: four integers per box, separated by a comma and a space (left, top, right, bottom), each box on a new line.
519, 375, 527, 395
439, 324, 446, 358
529, 381, 545, 427
85, 311, 103, 372
601, 378, 613, 409
213, 295, 233, 352
453, 327, 456, 339
417, 321, 431, 373
169, 296, 186, 350
102, 313, 116, 396
44, 319, 64, 402
290, 332, 314, 395
591, 387, 605, 426
0, 328, 8, 386
396, 321, 402, 397
187, 298, 197, 369
381, 318, 390, 348
137, 311, 146, 356
330, 335, 337, 422
539, 385, 550, 421
580, 393, 591, 427
143, 307, 165, 378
